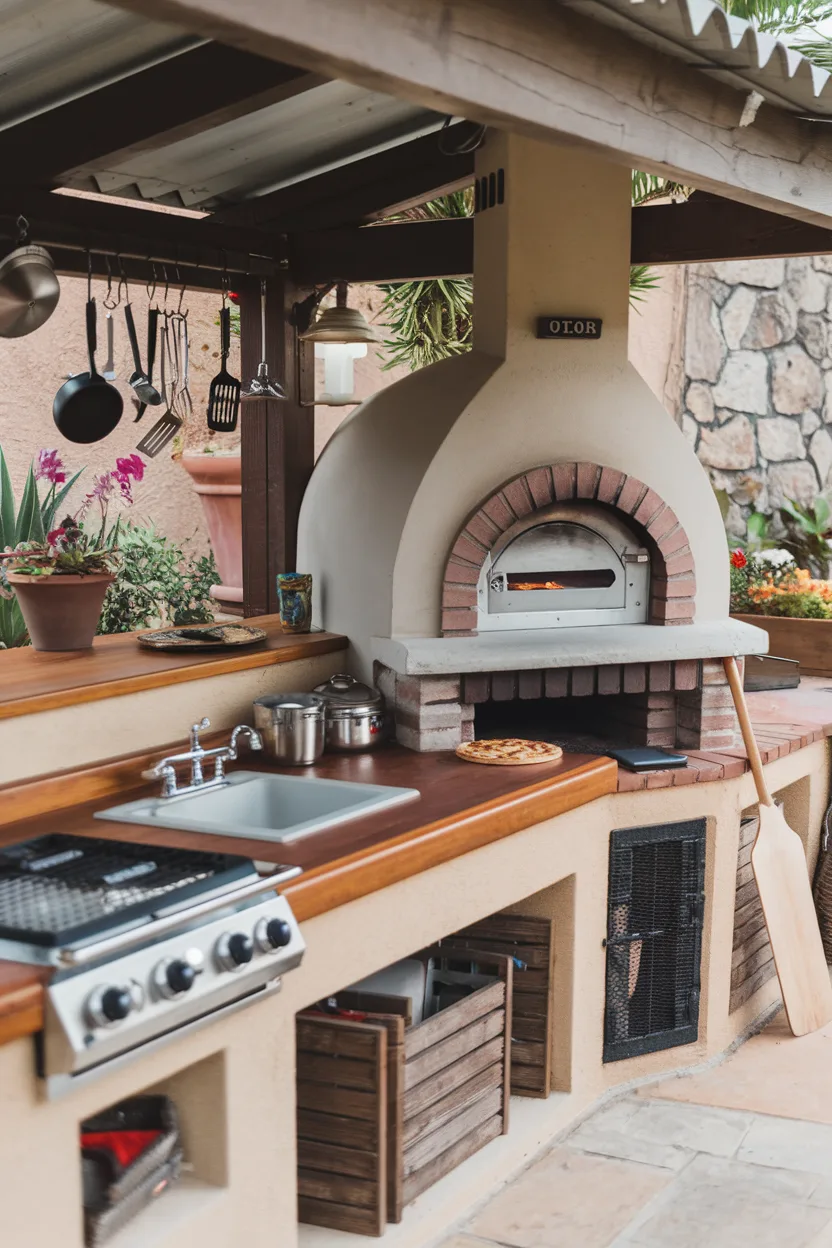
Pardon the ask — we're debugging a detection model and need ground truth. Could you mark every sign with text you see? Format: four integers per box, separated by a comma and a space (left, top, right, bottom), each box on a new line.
536, 316, 602, 340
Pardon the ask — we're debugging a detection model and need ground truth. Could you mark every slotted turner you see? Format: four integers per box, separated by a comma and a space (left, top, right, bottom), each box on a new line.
723, 656, 832, 1036
207, 305, 240, 431
136, 317, 182, 458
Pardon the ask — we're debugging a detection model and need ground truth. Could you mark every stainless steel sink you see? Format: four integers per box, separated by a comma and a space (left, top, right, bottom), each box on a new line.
97, 771, 420, 845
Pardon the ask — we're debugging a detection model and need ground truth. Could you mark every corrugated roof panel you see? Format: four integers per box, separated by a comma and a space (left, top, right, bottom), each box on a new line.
0, 0, 196, 129
66, 80, 446, 208
564, 0, 832, 116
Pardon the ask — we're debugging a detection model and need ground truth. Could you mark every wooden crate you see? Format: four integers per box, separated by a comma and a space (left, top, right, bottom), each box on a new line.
730, 815, 776, 1013
297, 948, 511, 1233
296, 1015, 389, 1235
401, 948, 511, 1207
444, 913, 554, 1097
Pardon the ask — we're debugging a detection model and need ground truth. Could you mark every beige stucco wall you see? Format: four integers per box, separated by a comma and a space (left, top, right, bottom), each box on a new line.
0, 650, 345, 785
0, 278, 242, 556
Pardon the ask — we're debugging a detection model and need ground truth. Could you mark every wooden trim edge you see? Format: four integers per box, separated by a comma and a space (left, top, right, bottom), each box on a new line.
283, 758, 617, 921
0, 631, 347, 722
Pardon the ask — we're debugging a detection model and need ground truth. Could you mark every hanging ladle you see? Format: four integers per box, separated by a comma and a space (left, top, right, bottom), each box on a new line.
243, 278, 287, 400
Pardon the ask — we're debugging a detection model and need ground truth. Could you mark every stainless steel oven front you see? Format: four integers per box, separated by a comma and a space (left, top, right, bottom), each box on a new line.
477, 502, 650, 631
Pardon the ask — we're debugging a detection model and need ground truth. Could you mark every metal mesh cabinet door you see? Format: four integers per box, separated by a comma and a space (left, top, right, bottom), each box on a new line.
603, 819, 705, 1062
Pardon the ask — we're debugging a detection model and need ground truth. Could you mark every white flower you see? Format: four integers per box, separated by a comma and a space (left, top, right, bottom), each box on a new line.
752, 549, 795, 569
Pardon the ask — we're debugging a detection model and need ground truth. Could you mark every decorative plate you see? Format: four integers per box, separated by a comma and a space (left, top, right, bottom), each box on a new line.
137, 624, 267, 651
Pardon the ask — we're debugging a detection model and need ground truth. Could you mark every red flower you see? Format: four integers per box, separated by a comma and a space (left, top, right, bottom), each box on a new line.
228, 291, 239, 304
46, 527, 66, 547
730, 549, 747, 570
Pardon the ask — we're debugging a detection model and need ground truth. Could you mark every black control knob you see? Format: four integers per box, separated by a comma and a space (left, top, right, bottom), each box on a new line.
265, 918, 292, 949
227, 933, 254, 966
87, 983, 132, 1023
100, 987, 132, 1023
166, 960, 196, 995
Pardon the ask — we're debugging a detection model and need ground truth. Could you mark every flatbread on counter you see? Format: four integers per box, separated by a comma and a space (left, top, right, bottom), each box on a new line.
455, 738, 564, 766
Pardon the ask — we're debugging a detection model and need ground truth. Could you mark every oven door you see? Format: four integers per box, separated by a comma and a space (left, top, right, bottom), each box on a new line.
478, 505, 650, 631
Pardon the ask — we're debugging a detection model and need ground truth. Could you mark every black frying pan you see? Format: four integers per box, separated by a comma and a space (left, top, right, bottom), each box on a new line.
53, 299, 123, 444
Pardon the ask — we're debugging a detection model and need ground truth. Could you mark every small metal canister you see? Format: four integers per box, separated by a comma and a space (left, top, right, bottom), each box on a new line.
312, 673, 386, 752
253, 693, 326, 765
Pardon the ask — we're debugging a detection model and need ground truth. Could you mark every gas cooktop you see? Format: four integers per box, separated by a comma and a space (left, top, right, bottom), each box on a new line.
0, 834, 305, 1097
0, 834, 256, 948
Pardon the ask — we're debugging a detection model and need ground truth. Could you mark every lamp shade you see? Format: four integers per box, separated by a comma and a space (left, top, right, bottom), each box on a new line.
299, 304, 382, 346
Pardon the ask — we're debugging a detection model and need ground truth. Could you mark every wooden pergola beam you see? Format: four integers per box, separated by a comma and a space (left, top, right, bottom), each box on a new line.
289, 197, 832, 284
215, 125, 478, 230
0, 189, 283, 284
5, 187, 832, 289
102, 0, 832, 228
632, 195, 832, 266
0, 45, 320, 188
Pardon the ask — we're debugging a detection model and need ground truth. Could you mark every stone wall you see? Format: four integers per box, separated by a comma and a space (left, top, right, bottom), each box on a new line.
680, 257, 832, 537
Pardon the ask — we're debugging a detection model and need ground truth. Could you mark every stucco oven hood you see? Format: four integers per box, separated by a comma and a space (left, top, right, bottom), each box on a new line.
298, 132, 767, 752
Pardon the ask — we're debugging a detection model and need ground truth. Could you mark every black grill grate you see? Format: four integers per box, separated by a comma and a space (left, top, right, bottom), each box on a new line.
0, 835, 255, 947
603, 819, 705, 1062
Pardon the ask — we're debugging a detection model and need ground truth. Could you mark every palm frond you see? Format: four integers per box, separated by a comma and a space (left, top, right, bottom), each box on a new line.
720, 0, 832, 34
631, 172, 692, 206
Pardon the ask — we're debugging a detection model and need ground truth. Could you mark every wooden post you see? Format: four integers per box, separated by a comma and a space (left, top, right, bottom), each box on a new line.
239, 275, 314, 617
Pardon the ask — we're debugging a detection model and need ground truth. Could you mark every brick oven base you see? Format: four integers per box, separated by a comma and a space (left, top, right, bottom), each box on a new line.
374, 659, 740, 754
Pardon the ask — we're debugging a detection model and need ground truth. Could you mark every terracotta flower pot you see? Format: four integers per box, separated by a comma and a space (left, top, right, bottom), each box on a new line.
180, 451, 242, 611
6, 572, 114, 651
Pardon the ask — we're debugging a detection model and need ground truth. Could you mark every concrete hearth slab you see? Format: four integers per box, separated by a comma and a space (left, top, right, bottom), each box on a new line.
642, 1004, 832, 1125
442, 1001, 832, 1248
373, 620, 768, 675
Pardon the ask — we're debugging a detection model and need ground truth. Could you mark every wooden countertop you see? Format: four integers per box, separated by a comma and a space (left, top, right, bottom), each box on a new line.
0, 746, 616, 1045
0, 616, 347, 720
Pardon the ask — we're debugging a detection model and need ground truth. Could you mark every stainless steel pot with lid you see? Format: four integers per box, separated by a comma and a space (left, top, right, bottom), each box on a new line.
0, 219, 60, 339
312, 673, 386, 751
253, 692, 326, 765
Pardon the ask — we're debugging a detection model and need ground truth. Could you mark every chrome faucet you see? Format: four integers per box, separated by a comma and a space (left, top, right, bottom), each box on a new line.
143, 718, 263, 799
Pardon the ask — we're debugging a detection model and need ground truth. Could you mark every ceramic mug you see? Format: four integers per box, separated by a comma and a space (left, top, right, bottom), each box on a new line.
277, 572, 312, 633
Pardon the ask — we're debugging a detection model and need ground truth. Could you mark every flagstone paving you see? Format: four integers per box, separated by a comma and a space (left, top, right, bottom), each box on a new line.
439, 1007, 832, 1247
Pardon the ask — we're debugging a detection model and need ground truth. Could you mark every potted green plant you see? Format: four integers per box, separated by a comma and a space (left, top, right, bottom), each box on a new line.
1, 515, 119, 651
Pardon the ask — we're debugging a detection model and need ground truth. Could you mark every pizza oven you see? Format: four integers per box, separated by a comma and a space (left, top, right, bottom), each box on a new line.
298, 132, 770, 759
479, 502, 650, 631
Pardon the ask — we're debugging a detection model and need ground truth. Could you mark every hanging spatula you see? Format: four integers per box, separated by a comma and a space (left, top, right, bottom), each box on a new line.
207, 305, 240, 431
136, 316, 182, 458
723, 656, 832, 1036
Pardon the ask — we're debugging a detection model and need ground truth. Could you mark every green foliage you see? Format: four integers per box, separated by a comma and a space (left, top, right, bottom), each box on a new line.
746, 511, 774, 549
379, 191, 474, 372
730, 563, 755, 613
721, 0, 832, 34
98, 522, 220, 635
2, 515, 119, 578
762, 590, 832, 618
0, 449, 41, 647
720, 0, 832, 68
779, 495, 832, 577
379, 276, 473, 371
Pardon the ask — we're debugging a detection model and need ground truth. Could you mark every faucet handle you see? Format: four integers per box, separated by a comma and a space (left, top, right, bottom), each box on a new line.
189, 716, 210, 750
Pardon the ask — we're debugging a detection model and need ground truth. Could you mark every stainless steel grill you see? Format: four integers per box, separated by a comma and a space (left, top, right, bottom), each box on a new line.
478, 503, 650, 631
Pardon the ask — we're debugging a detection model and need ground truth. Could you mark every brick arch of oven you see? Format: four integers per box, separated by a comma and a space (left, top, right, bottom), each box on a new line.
441, 462, 697, 637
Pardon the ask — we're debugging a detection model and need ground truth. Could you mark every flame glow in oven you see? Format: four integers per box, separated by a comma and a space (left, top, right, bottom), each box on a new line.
505, 569, 616, 592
